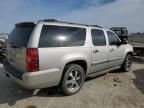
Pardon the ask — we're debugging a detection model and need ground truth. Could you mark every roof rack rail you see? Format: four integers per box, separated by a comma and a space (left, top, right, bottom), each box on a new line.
90, 25, 102, 28
43, 19, 58, 22
40, 19, 102, 28
39, 19, 58, 22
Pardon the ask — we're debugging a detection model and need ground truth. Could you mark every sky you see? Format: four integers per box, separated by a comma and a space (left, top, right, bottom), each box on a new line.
0, 0, 144, 33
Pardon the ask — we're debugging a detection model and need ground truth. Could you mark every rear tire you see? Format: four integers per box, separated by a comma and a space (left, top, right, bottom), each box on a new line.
121, 54, 133, 72
60, 64, 85, 96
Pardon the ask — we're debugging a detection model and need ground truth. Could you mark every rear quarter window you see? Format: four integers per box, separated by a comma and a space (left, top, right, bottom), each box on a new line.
38, 25, 86, 47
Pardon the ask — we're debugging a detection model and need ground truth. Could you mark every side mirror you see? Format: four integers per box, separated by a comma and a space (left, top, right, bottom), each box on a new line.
121, 39, 128, 44
116, 41, 122, 46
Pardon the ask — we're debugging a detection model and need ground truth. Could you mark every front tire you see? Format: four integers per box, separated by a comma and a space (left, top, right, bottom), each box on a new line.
121, 54, 133, 72
60, 64, 85, 96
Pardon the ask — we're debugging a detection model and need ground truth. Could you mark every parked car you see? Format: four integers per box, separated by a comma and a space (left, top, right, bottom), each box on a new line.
0, 38, 7, 63
0, 47, 6, 63
3, 19, 133, 95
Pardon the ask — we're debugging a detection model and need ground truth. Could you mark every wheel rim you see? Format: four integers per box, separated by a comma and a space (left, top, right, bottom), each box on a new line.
65, 70, 83, 93
125, 55, 132, 70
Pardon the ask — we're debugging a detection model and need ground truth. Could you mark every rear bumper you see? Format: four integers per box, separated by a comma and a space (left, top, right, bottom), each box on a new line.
3, 60, 62, 89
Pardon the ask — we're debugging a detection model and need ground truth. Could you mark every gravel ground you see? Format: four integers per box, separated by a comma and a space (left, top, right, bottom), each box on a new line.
0, 56, 144, 108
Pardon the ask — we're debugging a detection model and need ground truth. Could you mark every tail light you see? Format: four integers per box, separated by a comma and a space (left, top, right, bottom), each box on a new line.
26, 48, 39, 72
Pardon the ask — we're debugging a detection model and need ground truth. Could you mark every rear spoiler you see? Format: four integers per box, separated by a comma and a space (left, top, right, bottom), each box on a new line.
15, 22, 35, 27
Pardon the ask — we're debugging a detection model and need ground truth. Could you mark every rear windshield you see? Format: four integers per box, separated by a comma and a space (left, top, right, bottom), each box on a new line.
38, 25, 86, 47
8, 25, 34, 47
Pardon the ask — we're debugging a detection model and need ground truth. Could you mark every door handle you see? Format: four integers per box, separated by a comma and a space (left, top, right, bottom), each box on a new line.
110, 48, 115, 52
93, 49, 99, 53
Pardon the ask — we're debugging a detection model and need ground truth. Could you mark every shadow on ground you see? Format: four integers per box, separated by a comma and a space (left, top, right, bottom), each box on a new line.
133, 69, 144, 94
0, 65, 63, 107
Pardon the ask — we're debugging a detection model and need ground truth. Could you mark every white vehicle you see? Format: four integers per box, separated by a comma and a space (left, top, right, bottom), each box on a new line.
4, 19, 133, 95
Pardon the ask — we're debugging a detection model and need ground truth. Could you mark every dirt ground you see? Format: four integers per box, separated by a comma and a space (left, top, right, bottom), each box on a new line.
0, 56, 144, 108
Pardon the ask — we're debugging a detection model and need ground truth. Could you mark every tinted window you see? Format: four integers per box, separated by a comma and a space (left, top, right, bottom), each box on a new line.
8, 26, 34, 47
91, 29, 106, 46
107, 31, 120, 45
39, 25, 86, 47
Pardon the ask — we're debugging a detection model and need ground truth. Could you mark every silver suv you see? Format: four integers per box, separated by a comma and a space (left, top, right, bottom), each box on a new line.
4, 19, 133, 95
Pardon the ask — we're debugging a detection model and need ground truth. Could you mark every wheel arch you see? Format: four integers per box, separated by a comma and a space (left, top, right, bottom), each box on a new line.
63, 60, 88, 75
124, 44, 134, 57
127, 52, 133, 56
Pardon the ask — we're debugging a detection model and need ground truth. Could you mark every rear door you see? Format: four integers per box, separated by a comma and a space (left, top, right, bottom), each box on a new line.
106, 31, 125, 68
38, 25, 87, 71
7, 23, 35, 72
90, 29, 109, 74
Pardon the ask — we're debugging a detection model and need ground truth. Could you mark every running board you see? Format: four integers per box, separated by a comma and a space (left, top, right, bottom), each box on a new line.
87, 66, 121, 78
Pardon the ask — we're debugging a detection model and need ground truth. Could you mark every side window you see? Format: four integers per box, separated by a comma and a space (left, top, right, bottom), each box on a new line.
91, 29, 106, 46
39, 25, 86, 47
107, 31, 120, 45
